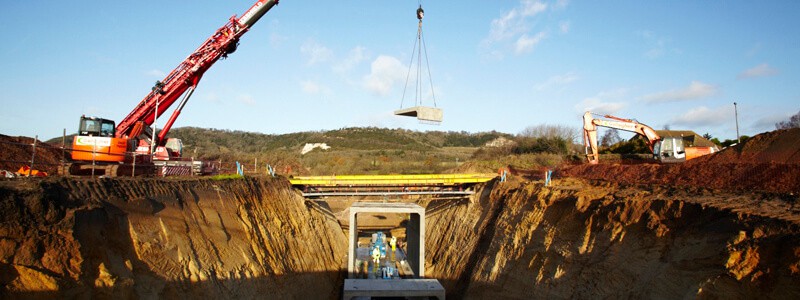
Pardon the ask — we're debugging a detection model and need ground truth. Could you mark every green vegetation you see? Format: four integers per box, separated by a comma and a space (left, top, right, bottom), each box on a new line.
47, 125, 590, 175
600, 138, 650, 155
465, 125, 580, 172
209, 174, 244, 180
169, 127, 513, 175
709, 136, 750, 148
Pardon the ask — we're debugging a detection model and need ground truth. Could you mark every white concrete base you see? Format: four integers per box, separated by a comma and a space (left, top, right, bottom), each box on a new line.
343, 279, 445, 300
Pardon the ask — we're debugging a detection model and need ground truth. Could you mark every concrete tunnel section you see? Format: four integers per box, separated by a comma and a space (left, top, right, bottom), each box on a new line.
345, 202, 445, 299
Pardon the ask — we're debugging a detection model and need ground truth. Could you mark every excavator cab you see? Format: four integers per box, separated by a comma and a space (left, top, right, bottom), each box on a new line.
79, 116, 116, 137
653, 137, 686, 163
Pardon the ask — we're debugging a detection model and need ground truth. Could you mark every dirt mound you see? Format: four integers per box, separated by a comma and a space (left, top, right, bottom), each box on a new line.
701, 128, 800, 164
0, 134, 64, 175
561, 129, 800, 194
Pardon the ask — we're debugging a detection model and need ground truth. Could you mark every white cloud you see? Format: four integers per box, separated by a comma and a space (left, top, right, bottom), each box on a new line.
554, 0, 570, 9
737, 63, 778, 79
515, 31, 547, 54
642, 81, 718, 103
363, 55, 407, 97
559, 20, 571, 34
488, 0, 548, 43
534, 72, 579, 91
300, 39, 333, 66
521, 0, 548, 16
484, 0, 558, 56
333, 46, 368, 74
670, 106, 733, 128
487, 9, 525, 43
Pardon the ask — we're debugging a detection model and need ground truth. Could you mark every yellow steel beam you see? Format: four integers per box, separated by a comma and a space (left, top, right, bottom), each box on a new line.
289, 173, 496, 186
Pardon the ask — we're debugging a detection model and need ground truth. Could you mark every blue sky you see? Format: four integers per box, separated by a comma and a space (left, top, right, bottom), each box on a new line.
1, 0, 798, 141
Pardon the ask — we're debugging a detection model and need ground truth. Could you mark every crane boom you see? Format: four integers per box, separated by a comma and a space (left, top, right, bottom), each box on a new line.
115, 0, 280, 143
63, 1, 280, 177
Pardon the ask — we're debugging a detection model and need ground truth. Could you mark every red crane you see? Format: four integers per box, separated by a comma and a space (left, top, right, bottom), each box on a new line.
65, 0, 280, 176
117, 0, 280, 144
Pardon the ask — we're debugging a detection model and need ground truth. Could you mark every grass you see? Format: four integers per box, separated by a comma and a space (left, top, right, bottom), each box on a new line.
209, 174, 244, 180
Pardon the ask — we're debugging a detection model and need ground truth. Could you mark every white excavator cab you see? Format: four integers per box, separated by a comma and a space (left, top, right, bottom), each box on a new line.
654, 137, 686, 163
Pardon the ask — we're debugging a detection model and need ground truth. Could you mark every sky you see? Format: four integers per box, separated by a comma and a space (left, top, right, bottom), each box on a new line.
1, 0, 798, 141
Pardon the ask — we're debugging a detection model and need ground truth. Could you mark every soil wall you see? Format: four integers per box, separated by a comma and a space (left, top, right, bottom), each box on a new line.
2, 176, 799, 299
424, 178, 800, 299
0, 177, 347, 299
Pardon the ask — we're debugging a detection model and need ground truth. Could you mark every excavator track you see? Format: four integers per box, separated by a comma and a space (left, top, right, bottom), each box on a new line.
57, 163, 76, 176
58, 162, 155, 177
104, 165, 120, 177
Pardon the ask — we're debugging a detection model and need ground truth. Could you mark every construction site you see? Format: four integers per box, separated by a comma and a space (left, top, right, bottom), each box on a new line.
1, 127, 799, 299
2, 1, 800, 299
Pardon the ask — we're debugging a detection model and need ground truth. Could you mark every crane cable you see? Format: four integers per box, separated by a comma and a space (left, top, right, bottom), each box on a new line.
400, 3, 438, 109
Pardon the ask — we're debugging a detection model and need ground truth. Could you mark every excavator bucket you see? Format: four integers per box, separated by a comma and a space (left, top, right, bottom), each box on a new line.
394, 106, 443, 123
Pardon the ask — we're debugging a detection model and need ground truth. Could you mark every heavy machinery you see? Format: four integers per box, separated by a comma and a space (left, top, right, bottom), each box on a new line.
61, 0, 280, 176
582, 111, 718, 164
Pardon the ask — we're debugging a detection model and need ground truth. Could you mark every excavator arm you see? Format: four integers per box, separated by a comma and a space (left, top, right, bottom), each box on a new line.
115, 0, 280, 145
583, 112, 661, 164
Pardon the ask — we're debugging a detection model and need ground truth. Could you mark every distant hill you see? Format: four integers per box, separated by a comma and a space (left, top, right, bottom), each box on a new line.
169, 127, 512, 174
47, 127, 510, 152
169, 126, 511, 155
37, 127, 582, 175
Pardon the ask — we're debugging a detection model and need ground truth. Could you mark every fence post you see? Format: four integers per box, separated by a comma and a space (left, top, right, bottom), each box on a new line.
132, 152, 136, 178
61, 129, 66, 164
91, 139, 96, 179
29, 135, 37, 177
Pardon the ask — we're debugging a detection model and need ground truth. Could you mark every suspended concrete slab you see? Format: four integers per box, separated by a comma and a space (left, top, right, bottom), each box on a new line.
394, 106, 443, 123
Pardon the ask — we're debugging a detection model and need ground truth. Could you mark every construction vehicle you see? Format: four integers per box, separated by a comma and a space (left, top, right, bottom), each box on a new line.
582, 112, 718, 164
61, 0, 280, 176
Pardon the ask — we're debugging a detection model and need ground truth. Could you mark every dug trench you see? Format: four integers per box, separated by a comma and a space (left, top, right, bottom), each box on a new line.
1, 176, 799, 299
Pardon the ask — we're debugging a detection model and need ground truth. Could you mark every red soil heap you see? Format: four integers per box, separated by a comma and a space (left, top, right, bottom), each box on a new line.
561, 128, 800, 194
0, 134, 64, 175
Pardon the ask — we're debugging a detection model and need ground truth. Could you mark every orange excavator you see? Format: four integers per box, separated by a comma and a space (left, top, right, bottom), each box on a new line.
582, 112, 718, 164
